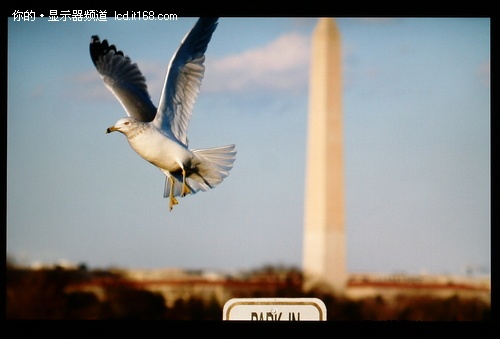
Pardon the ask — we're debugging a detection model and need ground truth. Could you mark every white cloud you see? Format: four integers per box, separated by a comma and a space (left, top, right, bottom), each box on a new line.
71, 32, 311, 103
203, 33, 311, 94
69, 69, 117, 102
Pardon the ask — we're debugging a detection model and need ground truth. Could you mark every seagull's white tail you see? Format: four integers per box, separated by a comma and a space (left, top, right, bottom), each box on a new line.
163, 144, 236, 198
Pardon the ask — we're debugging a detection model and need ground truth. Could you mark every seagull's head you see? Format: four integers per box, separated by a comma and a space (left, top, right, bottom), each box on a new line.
106, 117, 144, 137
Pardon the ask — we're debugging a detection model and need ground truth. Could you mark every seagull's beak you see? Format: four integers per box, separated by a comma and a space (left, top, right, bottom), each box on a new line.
106, 126, 118, 134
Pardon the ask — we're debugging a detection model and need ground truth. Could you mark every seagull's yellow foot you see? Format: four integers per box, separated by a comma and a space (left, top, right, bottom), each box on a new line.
169, 195, 178, 211
181, 183, 191, 197
168, 176, 178, 211
181, 169, 191, 197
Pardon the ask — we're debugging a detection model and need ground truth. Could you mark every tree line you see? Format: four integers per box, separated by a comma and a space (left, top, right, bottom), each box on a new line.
6, 261, 490, 320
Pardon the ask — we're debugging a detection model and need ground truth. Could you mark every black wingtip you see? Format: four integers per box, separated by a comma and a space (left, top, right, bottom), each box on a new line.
89, 35, 124, 67
184, 17, 219, 60
89, 35, 103, 67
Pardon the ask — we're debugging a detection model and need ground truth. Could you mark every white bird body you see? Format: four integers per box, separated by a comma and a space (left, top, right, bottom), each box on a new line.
90, 17, 236, 210
113, 118, 194, 173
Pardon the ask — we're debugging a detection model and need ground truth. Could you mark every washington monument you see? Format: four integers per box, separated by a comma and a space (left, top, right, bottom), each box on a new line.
303, 18, 347, 294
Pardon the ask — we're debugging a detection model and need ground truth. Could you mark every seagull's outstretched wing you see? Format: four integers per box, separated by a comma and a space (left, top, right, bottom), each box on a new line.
154, 17, 218, 146
90, 36, 157, 122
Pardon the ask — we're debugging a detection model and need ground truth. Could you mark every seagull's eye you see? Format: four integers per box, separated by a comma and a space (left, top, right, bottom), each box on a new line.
124, 121, 130, 125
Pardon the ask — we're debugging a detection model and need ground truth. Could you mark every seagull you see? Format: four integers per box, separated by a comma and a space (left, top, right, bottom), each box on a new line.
89, 17, 236, 211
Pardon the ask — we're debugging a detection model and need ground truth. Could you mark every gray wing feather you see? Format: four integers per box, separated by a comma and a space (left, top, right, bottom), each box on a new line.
154, 18, 218, 146
90, 36, 157, 122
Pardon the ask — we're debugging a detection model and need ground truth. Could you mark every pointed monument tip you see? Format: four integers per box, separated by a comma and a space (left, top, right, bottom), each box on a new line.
315, 18, 340, 37
318, 17, 335, 23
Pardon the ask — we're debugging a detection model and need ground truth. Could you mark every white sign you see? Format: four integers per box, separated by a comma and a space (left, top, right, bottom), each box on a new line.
223, 298, 327, 321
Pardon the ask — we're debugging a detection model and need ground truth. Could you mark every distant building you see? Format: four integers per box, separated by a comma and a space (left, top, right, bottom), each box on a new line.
65, 268, 490, 308
345, 273, 490, 303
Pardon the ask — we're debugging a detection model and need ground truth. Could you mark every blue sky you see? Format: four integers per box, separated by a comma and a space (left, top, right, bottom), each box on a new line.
7, 17, 490, 276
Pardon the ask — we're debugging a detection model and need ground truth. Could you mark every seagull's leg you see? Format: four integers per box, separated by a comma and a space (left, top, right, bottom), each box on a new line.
180, 165, 191, 197
181, 169, 191, 197
169, 176, 178, 211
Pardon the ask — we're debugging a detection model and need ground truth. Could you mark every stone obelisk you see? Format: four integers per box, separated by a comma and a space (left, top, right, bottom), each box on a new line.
303, 18, 347, 294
